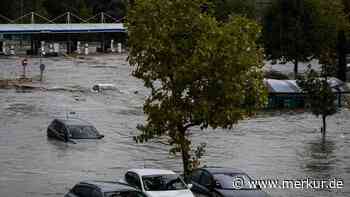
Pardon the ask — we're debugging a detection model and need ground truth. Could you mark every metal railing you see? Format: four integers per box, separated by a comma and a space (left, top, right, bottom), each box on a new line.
0, 12, 123, 24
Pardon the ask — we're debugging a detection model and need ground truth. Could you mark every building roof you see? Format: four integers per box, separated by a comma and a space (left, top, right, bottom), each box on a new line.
264, 77, 349, 94
80, 181, 138, 193
0, 23, 125, 34
264, 79, 301, 93
129, 169, 177, 176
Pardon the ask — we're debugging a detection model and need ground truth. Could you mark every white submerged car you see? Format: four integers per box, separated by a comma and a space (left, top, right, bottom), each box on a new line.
120, 169, 195, 197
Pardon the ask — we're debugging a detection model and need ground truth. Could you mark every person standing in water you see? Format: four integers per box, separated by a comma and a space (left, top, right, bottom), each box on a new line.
21, 58, 28, 79
39, 63, 45, 82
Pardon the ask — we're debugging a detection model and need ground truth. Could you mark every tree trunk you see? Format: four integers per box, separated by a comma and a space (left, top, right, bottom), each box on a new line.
322, 115, 327, 144
294, 59, 299, 79
181, 144, 190, 181
337, 30, 347, 82
179, 127, 190, 181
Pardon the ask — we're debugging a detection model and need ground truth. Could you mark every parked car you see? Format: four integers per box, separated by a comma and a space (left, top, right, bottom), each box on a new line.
47, 118, 104, 143
120, 169, 195, 197
190, 167, 268, 197
65, 180, 147, 197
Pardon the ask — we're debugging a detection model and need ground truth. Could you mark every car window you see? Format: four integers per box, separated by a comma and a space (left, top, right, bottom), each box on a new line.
125, 172, 142, 189
104, 191, 146, 197
191, 169, 202, 183
55, 121, 66, 134
72, 185, 94, 197
51, 120, 59, 131
142, 174, 187, 191
50, 120, 57, 129
68, 125, 99, 139
199, 171, 212, 187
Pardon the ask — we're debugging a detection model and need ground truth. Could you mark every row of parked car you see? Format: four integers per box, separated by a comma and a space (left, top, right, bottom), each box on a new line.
64, 167, 269, 197
46, 118, 268, 197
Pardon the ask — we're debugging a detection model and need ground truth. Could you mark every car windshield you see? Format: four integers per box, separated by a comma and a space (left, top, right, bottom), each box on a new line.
213, 173, 253, 190
68, 125, 100, 139
142, 174, 187, 191
104, 191, 146, 197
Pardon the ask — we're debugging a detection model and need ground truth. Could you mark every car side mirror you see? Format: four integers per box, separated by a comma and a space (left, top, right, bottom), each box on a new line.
187, 184, 193, 189
98, 134, 104, 139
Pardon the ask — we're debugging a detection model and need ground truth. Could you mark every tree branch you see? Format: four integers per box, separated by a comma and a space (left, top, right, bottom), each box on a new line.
184, 123, 198, 131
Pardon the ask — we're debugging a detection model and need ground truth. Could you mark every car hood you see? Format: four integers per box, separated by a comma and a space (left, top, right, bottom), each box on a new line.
145, 189, 194, 197
217, 189, 268, 197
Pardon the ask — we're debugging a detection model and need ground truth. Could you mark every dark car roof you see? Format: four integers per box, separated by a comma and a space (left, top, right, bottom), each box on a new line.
55, 118, 92, 126
79, 181, 139, 193
202, 166, 245, 174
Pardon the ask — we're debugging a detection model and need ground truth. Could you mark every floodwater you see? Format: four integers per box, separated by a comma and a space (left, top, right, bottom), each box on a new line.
0, 55, 349, 197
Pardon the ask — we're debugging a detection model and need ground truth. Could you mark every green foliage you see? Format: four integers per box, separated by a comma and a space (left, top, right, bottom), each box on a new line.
343, 0, 350, 22
127, 0, 266, 176
92, 0, 128, 19
314, 0, 348, 53
262, 0, 348, 78
211, 0, 257, 21
78, 0, 93, 19
297, 68, 337, 117
263, 0, 317, 64
42, 0, 92, 18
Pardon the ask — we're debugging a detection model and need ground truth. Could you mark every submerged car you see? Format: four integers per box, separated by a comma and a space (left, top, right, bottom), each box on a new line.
190, 167, 268, 197
92, 83, 117, 92
120, 169, 195, 197
47, 118, 104, 143
65, 180, 147, 197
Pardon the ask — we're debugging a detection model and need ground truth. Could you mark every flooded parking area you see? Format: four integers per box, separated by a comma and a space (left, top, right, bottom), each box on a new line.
0, 55, 349, 197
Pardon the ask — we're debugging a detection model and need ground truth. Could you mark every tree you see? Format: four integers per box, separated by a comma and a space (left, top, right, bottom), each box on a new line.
337, 0, 350, 82
262, 0, 347, 79
263, 0, 320, 79
88, 0, 127, 20
297, 64, 337, 144
0, 0, 18, 20
127, 0, 266, 178
297, 0, 347, 144
0, 0, 47, 21
314, 0, 348, 61
43, 0, 92, 19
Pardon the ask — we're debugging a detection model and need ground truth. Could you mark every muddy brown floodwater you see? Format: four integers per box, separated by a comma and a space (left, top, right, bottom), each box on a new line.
0, 55, 349, 197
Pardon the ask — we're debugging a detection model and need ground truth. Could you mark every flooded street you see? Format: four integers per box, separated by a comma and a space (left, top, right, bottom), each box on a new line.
0, 55, 349, 197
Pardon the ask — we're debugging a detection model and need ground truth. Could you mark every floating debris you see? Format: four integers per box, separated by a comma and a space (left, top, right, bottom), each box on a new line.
0, 78, 33, 89
92, 83, 117, 92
